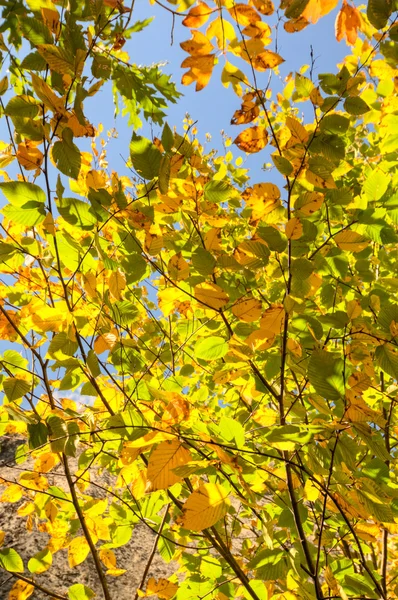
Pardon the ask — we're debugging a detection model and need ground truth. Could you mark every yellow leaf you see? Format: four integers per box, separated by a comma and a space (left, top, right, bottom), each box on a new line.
8, 580, 34, 600
181, 54, 216, 91
34, 452, 57, 473
99, 548, 117, 569
68, 536, 90, 568
146, 577, 178, 600
302, 0, 339, 24
221, 62, 249, 96
83, 272, 97, 299
234, 126, 268, 153
0, 530, 4, 546
147, 440, 192, 491
285, 116, 309, 144
285, 217, 303, 240
194, 282, 229, 309
182, 2, 212, 28
252, 50, 284, 71
231, 297, 262, 322
242, 182, 280, 220
108, 269, 126, 300
304, 479, 319, 501
294, 191, 324, 215
106, 568, 127, 576
19, 472, 48, 492
346, 299, 362, 320
334, 230, 369, 252
168, 253, 190, 280
17, 502, 35, 517
228, 3, 261, 25
260, 305, 285, 335
206, 17, 236, 50
177, 483, 230, 531
31, 73, 66, 115
180, 29, 214, 55
204, 227, 221, 251
242, 22, 272, 45
252, 406, 278, 427
1, 484, 23, 503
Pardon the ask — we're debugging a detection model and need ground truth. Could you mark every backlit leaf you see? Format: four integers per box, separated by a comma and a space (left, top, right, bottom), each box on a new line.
0, 548, 24, 572
194, 336, 229, 360
182, 2, 212, 28
146, 578, 178, 600
177, 483, 230, 531
147, 440, 192, 491
8, 580, 34, 600
234, 126, 268, 153
68, 537, 90, 568
194, 282, 229, 309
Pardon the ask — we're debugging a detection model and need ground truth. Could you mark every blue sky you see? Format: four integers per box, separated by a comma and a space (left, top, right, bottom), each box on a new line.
84, 2, 350, 184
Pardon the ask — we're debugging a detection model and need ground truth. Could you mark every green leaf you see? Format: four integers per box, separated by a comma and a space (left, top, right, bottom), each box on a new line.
158, 154, 171, 195
363, 168, 389, 201
4, 95, 40, 118
3, 377, 31, 401
58, 197, 97, 229
130, 134, 162, 180
320, 114, 350, 135
2, 202, 46, 226
219, 416, 245, 446
367, 0, 392, 28
0, 548, 24, 572
204, 180, 233, 203
27, 421, 49, 449
308, 350, 345, 400
343, 97, 370, 116
247, 549, 287, 581
68, 584, 96, 600
272, 154, 293, 176
52, 128, 81, 180
28, 547, 53, 574
375, 344, 398, 380
194, 336, 228, 361
47, 414, 67, 453
0, 181, 46, 205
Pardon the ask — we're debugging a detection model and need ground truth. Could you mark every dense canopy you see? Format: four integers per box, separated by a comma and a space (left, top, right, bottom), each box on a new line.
0, 0, 397, 599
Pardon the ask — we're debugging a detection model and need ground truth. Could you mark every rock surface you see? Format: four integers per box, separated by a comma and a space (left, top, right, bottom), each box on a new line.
0, 436, 173, 600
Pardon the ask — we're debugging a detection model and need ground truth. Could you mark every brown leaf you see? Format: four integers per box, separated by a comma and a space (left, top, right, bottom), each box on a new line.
234, 126, 268, 153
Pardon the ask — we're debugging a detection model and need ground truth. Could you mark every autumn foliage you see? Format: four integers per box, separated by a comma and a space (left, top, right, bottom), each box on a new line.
0, 0, 397, 599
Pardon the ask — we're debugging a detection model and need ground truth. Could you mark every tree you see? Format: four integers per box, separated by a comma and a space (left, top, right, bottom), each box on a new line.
0, 0, 397, 598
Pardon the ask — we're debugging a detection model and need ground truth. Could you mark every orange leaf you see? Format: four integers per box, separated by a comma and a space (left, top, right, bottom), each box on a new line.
284, 16, 309, 32
147, 440, 192, 491
252, 50, 284, 70
180, 29, 214, 55
182, 2, 212, 28
250, 0, 274, 15
194, 282, 229, 309
181, 54, 216, 91
146, 578, 178, 600
285, 217, 303, 240
17, 142, 43, 171
234, 126, 268, 153
335, 1, 361, 45
260, 304, 285, 335
302, 0, 339, 24
228, 3, 261, 25
232, 297, 263, 322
